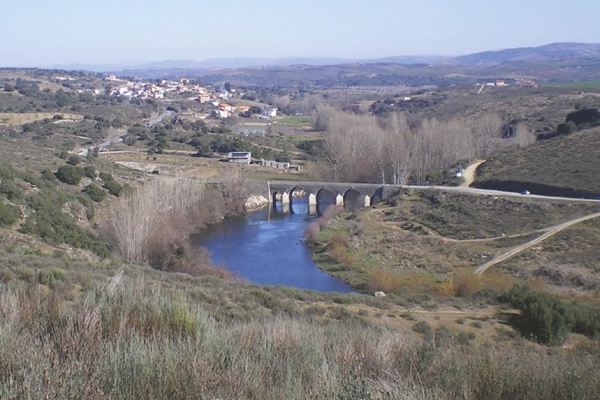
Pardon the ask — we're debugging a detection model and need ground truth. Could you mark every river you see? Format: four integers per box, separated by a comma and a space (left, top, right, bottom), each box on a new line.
192, 198, 353, 292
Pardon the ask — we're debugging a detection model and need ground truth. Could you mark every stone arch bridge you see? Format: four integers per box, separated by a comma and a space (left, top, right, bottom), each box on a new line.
251, 180, 402, 210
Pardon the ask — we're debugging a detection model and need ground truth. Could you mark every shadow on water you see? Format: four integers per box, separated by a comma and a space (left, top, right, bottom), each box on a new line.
192, 197, 353, 292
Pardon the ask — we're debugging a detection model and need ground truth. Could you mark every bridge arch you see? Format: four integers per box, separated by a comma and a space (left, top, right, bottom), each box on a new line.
316, 188, 338, 205
343, 188, 365, 210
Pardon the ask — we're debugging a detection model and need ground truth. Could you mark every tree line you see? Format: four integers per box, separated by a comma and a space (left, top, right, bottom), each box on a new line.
316, 108, 534, 184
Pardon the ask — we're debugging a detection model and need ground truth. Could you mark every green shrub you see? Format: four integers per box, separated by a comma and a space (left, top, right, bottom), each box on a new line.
55, 165, 84, 185
40, 169, 59, 186
20, 190, 110, 257
0, 162, 15, 181
0, 201, 20, 227
501, 284, 600, 344
22, 171, 40, 186
556, 121, 577, 135
99, 172, 113, 182
83, 165, 96, 179
0, 180, 24, 201
82, 184, 106, 202
67, 154, 81, 165
76, 193, 95, 220
103, 180, 123, 196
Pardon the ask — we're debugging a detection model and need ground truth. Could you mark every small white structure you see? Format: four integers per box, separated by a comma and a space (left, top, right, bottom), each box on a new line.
228, 152, 251, 164
261, 160, 289, 170
262, 107, 278, 118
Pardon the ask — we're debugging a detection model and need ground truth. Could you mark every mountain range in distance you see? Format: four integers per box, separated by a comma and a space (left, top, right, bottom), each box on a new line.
51, 42, 600, 73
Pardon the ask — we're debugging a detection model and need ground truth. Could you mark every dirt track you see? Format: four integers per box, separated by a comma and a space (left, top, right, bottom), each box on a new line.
461, 159, 485, 187
474, 212, 600, 274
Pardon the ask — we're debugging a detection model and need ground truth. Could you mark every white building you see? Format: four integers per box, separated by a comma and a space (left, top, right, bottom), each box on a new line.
228, 152, 251, 164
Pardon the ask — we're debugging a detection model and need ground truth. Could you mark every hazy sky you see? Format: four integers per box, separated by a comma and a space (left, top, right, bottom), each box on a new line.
2, 0, 600, 67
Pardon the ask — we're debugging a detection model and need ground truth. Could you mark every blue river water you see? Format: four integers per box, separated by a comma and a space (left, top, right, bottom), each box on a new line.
192, 199, 352, 292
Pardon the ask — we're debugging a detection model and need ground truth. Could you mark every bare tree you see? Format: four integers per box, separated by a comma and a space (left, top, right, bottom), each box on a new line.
514, 123, 536, 148
472, 113, 503, 158
312, 104, 337, 131
107, 179, 204, 262
382, 113, 412, 185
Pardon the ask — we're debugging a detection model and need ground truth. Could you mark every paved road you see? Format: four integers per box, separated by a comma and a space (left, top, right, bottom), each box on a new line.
403, 185, 600, 203
144, 110, 175, 127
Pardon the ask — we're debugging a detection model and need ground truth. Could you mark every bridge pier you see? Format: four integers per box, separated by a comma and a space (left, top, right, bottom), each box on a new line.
335, 194, 344, 206
281, 192, 290, 204
308, 193, 317, 205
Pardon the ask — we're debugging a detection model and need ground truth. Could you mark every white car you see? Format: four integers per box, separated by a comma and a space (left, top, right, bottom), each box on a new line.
521, 190, 530, 195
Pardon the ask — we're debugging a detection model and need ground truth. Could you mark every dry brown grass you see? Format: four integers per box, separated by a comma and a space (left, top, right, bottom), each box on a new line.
367, 269, 403, 293
1, 275, 598, 399
452, 269, 483, 297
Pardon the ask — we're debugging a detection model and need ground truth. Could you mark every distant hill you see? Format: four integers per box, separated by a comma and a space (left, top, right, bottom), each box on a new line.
52, 42, 600, 85
448, 42, 600, 66
56, 55, 448, 73
53, 42, 600, 73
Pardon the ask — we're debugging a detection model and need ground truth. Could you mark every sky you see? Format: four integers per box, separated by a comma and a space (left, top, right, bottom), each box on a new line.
2, 0, 600, 67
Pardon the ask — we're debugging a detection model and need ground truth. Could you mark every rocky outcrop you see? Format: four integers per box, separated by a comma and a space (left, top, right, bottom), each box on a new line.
244, 195, 269, 211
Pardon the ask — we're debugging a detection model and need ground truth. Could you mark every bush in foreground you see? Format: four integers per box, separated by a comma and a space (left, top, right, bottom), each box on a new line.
502, 284, 600, 344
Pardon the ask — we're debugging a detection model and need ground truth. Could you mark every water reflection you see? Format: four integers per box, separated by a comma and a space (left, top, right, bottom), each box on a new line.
192, 198, 352, 292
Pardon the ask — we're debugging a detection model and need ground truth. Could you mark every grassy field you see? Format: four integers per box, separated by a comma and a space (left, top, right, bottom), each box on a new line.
276, 115, 312, 127
474, 126, 600, 198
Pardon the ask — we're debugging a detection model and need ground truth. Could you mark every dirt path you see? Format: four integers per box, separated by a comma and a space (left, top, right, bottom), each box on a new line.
474, 212, 600, 274
461, 159, 485, 187
376, 214, 550, 243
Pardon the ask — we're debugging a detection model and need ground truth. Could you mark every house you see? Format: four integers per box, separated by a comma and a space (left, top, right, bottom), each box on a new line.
495, 79, 506, 86
262, 107, 278, 118
228, 152, 251, 164
216, 109, 230, 118
261, 160, 289, 170
198, 94, 211, 103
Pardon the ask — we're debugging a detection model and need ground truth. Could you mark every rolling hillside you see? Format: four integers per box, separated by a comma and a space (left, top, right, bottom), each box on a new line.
473, 126, 600, 198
